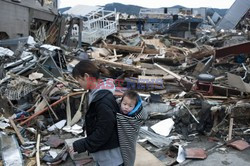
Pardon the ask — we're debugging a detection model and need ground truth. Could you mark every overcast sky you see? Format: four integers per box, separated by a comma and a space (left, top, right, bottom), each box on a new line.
59, 0, 236, 9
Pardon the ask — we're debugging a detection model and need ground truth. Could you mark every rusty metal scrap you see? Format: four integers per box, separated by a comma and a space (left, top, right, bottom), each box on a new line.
227, 140, 250, 151
215, 41, 250, 59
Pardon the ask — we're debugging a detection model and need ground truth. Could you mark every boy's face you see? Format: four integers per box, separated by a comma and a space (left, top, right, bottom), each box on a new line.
121, 96, 137, 115
75, 73, 89, 90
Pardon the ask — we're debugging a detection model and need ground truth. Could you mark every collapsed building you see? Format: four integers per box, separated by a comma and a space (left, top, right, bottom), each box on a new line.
0, 0, 58, 40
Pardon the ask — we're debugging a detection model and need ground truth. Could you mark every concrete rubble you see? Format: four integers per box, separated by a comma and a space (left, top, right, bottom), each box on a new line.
1, 0, 250, 165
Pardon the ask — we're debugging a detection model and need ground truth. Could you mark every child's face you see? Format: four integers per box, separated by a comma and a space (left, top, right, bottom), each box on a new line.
121, 96, 137, 115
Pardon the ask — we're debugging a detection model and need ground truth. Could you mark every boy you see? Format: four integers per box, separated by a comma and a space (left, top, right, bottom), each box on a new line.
120, 91, 141, 116
117, 90, 147, 166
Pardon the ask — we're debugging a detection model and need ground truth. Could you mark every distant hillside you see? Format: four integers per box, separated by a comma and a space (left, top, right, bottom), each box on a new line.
171, 5, 186, 9
104, 3, 142, 16
104, 3, 228, 16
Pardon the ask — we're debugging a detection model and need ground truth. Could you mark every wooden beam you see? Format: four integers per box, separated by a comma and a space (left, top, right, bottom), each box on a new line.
104, 44, 160, 54
36, 134, 41, 166
135, 144, 165, 166
154, 63, 193, 91
94, 58, 143, 73
154, 63, 181, 80
228, 117, 234, 141
190, 45, 214, 60
9, 118, 25, 145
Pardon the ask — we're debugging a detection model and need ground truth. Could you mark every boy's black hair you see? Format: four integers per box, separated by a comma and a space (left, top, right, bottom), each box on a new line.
122, 90, 139, 103
72, 60, 100, 79
72, 60, 110, 79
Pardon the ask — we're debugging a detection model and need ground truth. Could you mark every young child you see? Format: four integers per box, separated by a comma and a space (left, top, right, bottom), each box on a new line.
120, 90, 142, 116
117, 90, 147, 166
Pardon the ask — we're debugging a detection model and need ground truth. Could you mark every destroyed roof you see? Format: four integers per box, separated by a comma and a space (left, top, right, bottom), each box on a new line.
63, 5, 103, 17
216, 0, 250, 30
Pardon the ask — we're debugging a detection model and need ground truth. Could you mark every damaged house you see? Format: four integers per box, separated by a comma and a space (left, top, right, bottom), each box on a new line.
0, 0, 58, 40
63, 5, 118, 45
216, 0, 250, 31
119, 7, 204, 38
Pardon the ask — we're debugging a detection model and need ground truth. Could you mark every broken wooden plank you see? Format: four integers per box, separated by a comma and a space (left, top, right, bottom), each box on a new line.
9, 118, 25, 145
143, 69, 168, 76
154, 63, 193, 91
190, 45, 214, 60
203, 96, 228, 100
169, 36, 197, 47
42, 95, 59, 120
94, 58, 143, 73
135, 144, 165, 166
228, 117, 234, 141
104, 44, 160, 54
36, 134, 41, 166
213, 84, 242, 96
154, 63, 181, 80
142, 38, 167, 49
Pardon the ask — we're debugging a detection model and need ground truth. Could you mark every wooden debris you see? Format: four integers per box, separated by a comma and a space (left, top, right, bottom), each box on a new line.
19, 92, 85, 126
94, 58, 143, 73
228, 117, 234, 141
9, 117, 25, 145
36, 134, 41, 166
135, 144, 165, 166
142, 38, 167, 49
154, 63, 193, 91
42, 95, 59, 120
190, 45, 214, 60
104, 44, 160, 54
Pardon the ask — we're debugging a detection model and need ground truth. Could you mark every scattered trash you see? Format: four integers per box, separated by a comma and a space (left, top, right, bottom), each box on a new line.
47, 120, 67, 131
63, 124, 83, 135
45, 136, 64, 148
177, 145, 186, 163
151, 118, 175, 136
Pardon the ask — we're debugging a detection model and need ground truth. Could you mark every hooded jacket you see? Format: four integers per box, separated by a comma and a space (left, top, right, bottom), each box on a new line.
73, 88, 120, 153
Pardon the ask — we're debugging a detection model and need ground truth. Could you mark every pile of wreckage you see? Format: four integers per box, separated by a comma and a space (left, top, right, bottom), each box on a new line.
1, 1, 250, 166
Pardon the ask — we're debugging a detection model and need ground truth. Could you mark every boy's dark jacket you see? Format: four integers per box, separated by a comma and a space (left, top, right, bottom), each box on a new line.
73, 90, 120, 153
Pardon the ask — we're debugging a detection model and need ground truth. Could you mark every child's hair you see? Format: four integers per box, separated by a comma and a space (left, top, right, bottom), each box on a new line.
122, 90, 139, 104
